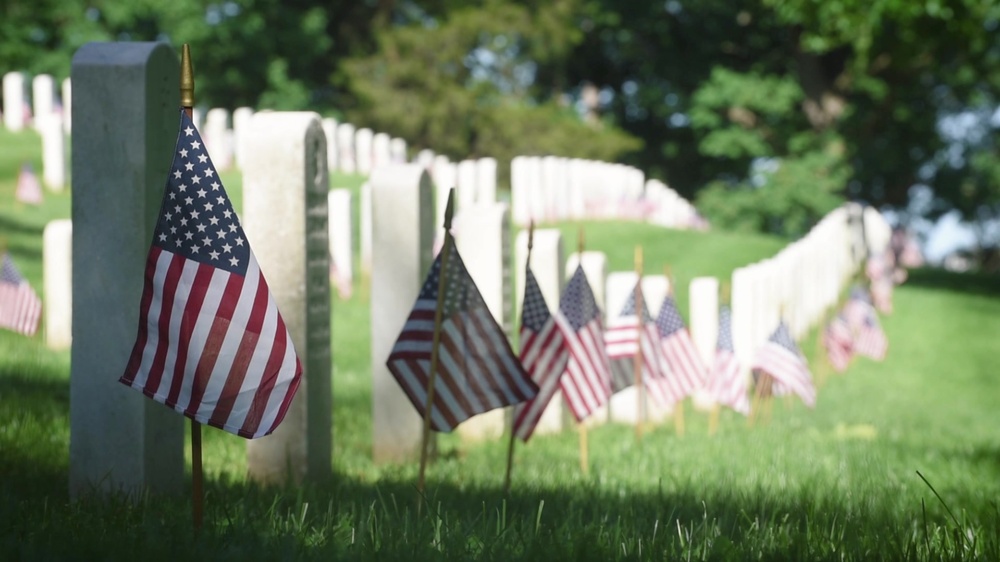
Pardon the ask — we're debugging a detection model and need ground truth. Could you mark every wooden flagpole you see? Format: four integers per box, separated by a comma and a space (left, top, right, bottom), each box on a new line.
665, 265, 685, 437
417, 187, 456, 502
633, 245, 644, 442
576, 227, 589, 476
503, 221, 535, 494
180, 43, 204, 534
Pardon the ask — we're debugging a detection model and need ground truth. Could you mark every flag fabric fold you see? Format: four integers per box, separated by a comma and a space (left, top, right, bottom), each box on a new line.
751, 321, 816, 407
654, 295, 706, 405
386, 240, 539, 433
604, 282, 672, 408
512, 266, 569, 441
557, 265, 611, 422
704, 305, 749, 415
844, 285, 888, 360
120, 110, 302, 440
0, 252, 42, 336
15, 163, 43, 205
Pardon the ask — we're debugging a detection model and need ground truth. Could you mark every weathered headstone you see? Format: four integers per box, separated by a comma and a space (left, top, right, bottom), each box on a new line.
336, 123, 356, 173
203, 108, 231, 171
453, 203, 512, 441
416, 148, 435, 171
359, 182, 372, 275
44, 219, 72, 350
327, 189, 354, 299
243, 111, 332, 484
69, 42, 184, 498
372, 132, 391, 169
456, 159, 477, 211
370, 164, 434, 462
39, 114, 66, 191
32, 74, 55, 130
61, 78, 72, 133
514, 228, 564, 434
390, 137, 407, 163
355, 127, 374, 175
3, 72, 27, 131
232, 107, 254, 170
475, 157, 497, 204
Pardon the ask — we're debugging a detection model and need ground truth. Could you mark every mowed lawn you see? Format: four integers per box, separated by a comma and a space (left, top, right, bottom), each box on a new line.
1, 127, 999, 561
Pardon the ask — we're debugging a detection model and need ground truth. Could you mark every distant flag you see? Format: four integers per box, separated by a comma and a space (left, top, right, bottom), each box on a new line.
704, 305, 749, 415
751, 321, 816, 407
512, 266, 569, 441
851, 300, 888, 361
0, 252, 42, 336
120, 110, 302, 439
15, 163, 43, 205
604, 282, 673, 407
387, 240, 538, 432
654, 295, 707, 403
867, 253, 893, 313
557, 265, 611, 422
823, 313, 854, 372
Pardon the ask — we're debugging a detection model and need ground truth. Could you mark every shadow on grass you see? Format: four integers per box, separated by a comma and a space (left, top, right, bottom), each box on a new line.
904, 267, 1000, 298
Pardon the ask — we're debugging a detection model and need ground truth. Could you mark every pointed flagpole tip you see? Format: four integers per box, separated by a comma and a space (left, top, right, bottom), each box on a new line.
527, 220, 535, 251
664, 264, 674, 295
721, 281, 731, 304
634, 245, 643, 275
180, 44, 195, 109
577, 227, 585, 254
443, 187, 456, 230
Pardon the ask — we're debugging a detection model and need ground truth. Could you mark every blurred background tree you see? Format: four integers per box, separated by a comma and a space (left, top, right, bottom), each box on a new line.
1, 0, 998, 243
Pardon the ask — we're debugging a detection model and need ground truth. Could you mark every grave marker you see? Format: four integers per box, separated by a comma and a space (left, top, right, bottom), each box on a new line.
43, 219, 72, 350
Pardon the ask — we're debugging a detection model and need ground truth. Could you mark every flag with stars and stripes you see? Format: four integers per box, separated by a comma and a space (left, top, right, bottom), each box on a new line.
654, 296, 706, 403
823, 312, 854, 372
120, 110, 302, 439
15, 162, 42, 205
387, 240, 538, 432
852, 299, 888, 361
0, 252, 42, 336
704, 305, 749, 415
751, 321, 816, 407
604, 282, 673, 407
557, 265, 611, 422
511, 266, 569, 441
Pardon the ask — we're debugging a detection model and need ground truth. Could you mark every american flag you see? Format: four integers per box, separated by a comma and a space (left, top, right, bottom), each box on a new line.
0, 252, 42, 336
557, 265, 611, 422
654, 295, 706, 404
751, 321, 816, 407
15, 162, 43, 204
704, 305, 749, 415
823, 313, 854, 372
512, 266, 569, 441
386, 240, 538, 432
604, 282, 673, 407
120, 110, 302, 439
851, 299, 887, 361
867, 254, 893, 313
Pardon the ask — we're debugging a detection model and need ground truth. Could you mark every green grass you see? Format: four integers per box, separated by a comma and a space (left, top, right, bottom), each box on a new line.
2, 126, 1000, 560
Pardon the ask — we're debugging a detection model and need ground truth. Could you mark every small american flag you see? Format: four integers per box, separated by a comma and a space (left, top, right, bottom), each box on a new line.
867, 254, 893, 313
557, 265, 611, 422
654, 296, 706, 404
704, 305, 749, 415
604, 282, 672, 407
823, 313, 854, 372
512, 266, 569, 441
15, 163, 43, 205
751, 321, 816, 407
387, 240, 538, 432
120, 110, 302, 439
851, 299, 887, 361
0, 252, 42, 336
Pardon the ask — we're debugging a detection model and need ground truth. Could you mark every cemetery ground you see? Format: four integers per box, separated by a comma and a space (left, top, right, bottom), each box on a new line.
2, 128, 999, 561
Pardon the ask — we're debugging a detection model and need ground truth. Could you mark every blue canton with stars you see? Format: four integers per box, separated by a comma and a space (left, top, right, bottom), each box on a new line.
520, 268, 551, 332
717, 305, 734, 352
654, 296, 686, 337
617, 281, 652, 321
769, 322, 801, 355
417, 242, 482, 314
153, 110, 249, 276
559, 265, 600, 331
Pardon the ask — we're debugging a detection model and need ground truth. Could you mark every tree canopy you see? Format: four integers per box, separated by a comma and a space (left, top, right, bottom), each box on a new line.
2, 0, 998, 241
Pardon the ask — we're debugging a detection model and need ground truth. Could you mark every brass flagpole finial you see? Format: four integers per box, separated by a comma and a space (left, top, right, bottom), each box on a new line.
722, 281, 731, 304
444, 187, 456, 231
528, 220, 535, 251
180, 44, 195, 109
577, 227, 585, 255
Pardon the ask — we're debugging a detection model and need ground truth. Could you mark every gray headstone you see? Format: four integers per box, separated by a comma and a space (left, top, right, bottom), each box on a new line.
243, 111, 332, 484
69, 42, 184, 498
3, 72, 26, 131
452, 202, 512, 441
370, 164, 434, 462
44, 219, 72, 350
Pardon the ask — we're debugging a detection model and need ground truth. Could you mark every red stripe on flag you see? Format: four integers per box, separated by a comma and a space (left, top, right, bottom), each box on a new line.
165, 263, 216, 407
121, 247, 161, 385
142, 252, 186, 397
190, 271, 245, 421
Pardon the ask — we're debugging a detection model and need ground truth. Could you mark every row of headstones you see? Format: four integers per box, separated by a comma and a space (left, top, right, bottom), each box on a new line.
510, 156, 705, 229
2, 72, 68, 190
